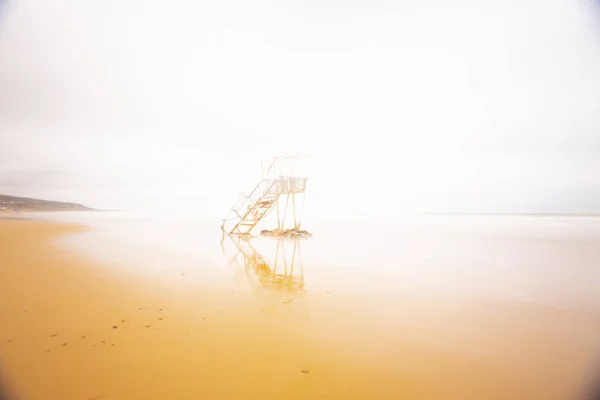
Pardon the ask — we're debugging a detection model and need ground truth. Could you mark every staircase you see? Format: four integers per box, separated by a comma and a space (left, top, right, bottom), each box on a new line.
222, 179, 281, 236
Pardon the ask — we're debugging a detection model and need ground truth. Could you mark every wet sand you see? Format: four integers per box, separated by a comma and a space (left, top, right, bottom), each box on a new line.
1, 219, 600, 399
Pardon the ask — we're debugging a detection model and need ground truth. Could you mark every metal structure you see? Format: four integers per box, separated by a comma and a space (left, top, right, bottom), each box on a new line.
221, 155, 310, 237
221, 235, 305, 295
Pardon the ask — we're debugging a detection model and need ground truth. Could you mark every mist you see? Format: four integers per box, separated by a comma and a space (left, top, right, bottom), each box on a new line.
1, 0, 600, 218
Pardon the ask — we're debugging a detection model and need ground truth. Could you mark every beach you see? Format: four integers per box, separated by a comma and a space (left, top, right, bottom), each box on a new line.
1, 215, 600, 399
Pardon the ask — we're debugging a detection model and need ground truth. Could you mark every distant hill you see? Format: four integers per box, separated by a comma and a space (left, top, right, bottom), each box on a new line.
0, 195, 94, 211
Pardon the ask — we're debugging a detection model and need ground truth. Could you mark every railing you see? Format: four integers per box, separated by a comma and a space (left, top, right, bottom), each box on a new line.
278, 176, 307, 193
232, 179, 278, 214
261, 179, 280, 194
236, 177, 307, 210
230, 176, 307, 215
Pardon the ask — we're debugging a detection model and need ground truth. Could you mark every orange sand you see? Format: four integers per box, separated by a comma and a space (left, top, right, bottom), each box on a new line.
1, 219, 600, 399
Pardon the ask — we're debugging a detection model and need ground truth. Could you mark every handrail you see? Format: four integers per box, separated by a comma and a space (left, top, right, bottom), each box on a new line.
232, 178, 266, 213
227, 178, 280, 235
261, 157, 278, 179
231, 177, 307, 216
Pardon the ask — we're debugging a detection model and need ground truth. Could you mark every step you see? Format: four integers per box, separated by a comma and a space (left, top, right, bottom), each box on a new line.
255, 200, 275, 205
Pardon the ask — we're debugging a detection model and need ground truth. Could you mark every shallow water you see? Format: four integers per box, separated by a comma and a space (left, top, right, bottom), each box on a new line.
12, 212, 600, 399
28, 212, 600, 308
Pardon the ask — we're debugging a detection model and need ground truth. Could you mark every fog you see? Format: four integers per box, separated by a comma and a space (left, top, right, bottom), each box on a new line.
1, 0, 600, 218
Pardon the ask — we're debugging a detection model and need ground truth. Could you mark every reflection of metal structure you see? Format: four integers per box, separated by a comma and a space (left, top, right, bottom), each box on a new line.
221, 235, 305, 295
221, 155, 310, 237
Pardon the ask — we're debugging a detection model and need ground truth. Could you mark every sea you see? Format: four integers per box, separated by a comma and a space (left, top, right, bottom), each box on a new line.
17, 211, 600, 311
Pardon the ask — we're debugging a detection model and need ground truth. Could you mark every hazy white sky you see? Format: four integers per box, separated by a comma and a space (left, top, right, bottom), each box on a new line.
1, 0, 600, 218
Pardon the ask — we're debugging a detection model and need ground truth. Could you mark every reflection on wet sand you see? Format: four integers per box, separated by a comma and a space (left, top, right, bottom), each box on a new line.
221, 235, 305, 295
4, 218, 600, 399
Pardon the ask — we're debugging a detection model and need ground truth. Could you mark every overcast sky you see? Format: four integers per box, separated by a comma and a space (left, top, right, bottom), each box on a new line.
1, 0, 600, 218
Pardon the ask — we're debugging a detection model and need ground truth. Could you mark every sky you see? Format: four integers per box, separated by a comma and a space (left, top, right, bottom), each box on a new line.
1, 0, 600, 218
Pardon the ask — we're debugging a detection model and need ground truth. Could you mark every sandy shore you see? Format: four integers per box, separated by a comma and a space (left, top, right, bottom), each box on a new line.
1, 219, 600, 399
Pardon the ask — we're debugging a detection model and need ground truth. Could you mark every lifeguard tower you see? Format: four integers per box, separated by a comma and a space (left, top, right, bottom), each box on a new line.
221, 155, 311, 238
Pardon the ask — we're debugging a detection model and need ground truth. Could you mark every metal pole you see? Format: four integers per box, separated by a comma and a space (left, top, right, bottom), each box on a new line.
281, 193, 290, 230
273, 239, 280, 273
282, 240, 288, 275
290, 239, 297, 274
276, 197, 281, 230
292, 192, 297, 230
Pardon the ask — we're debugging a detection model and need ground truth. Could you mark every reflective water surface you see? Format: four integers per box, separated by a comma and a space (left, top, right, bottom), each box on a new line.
2, 212, 600, 399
